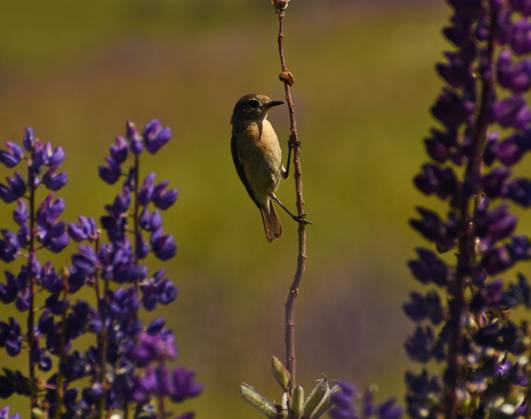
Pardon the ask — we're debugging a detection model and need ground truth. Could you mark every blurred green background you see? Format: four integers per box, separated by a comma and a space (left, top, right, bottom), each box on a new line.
0, 1, 529, 417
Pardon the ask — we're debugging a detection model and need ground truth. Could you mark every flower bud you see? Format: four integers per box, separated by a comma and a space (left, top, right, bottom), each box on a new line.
290, 385, 304, 419
271, 356, 290, 391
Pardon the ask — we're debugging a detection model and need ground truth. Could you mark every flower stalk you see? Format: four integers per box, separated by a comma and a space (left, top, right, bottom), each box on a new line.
444, 5, 499, 418
27, 164, 37, 410
405, 1, 530, 417
274, 2, 308, 398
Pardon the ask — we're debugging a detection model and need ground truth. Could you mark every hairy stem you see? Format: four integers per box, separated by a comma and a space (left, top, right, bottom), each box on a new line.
443, 6, 497, 418
275, 7, 308, 398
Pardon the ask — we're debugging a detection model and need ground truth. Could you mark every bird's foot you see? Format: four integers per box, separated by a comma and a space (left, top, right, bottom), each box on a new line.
292, 213, 312, 225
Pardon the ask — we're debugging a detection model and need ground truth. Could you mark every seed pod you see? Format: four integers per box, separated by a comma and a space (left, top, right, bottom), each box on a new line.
271, 356, 291, 391
240, 383, 277, 418
309, 384, 341, 418
303, 378, 328, 418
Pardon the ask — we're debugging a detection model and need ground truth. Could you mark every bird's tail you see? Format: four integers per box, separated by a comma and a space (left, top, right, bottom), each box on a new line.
260, 201, 282, 242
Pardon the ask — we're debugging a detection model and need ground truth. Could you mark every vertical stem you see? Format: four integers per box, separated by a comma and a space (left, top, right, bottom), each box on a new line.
27, 167, 37, 410
124, 154, 141, 419
443, 6, 497, 418
158, 362, 166, 419
133, 154, 141, 277
527, 345, 531, 419
54, 282, 67, 419
94, 235, 109, 418
275, 6, 308, 397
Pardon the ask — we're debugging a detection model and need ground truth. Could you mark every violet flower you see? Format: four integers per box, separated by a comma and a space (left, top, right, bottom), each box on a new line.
67, 119, 200, 417
406, 1, 530, 418
329, 382, 402, 419
0, 406, 20, 419
0, 122, 200, 418
0, 128, 85, 416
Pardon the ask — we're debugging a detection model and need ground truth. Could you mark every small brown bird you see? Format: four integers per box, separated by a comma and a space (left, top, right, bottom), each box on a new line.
231, 93, 287, 241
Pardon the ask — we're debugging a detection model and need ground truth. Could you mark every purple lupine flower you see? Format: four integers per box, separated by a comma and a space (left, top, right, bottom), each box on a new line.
43, 143, 65, 166
0, 120, 199, 416
509, 17, 531, 54
126, 121, 144, 154
507, 177, 531, 206
497, 49, 531, 94
496, 131, 531, 166
68, 216, 98, 242
91, 119, 200, 416
138, 173, 156, 205
0, 230, 20, 263
403, 291, 444, 324
0, 406, 21, 419
407, 2, 531, 417
129, 331, 177, 367
35, 196, 69, 253
12, 200, 28, 226
110, 136, 129, 164
99, 157, 122, 184
169, 368, 202, 402
43, 167, 67, 191
329, 382, 402, 419
0, 142, 23, 168
0, 318, 23, 356
0, 272, 18, 304
152, 180, 179, 210
140, 208, 163, 232
140, 270, 178, 311
150, 229, 177, 261
143, 119, 171, 154
0, 128, 108, 418
0, 172, 26, 203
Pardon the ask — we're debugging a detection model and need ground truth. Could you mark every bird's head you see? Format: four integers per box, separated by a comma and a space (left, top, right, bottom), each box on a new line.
231, 93, 283, 124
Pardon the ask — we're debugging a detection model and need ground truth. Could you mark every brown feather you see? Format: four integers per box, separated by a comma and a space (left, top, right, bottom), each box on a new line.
260, 202, 282, 242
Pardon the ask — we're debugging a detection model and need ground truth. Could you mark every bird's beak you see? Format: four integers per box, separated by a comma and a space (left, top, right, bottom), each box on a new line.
266, 100, 284, 108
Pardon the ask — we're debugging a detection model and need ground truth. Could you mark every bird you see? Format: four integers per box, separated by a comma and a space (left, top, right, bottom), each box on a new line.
230, 93, 287, 242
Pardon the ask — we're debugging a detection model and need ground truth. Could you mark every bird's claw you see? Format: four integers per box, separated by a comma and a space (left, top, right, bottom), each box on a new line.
288, 139, 301, 149
293, 213, 312, 225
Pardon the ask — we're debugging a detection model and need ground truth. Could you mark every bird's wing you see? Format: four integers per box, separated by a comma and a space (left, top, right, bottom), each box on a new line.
231, 134, 261, 210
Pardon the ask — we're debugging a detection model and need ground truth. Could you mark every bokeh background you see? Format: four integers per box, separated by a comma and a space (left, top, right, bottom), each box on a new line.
1, 0, 529, 417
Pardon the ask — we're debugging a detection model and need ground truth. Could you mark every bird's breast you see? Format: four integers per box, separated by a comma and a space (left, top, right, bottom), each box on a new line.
234, 120, 283, 204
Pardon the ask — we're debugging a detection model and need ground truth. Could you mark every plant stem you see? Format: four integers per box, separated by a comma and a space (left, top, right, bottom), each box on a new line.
27, 166, 37, 410
54, 282, 68, 419
443, 6, 497, 418
527, 352, 531, 419
275, 6, 308, 398
158, 362, 166, 418
94, 235, 109, 418
133, 154, 141, 286
124, 154, 141, 419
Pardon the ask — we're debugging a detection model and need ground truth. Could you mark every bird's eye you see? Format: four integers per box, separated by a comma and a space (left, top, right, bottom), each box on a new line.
248, 99, 261, 108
